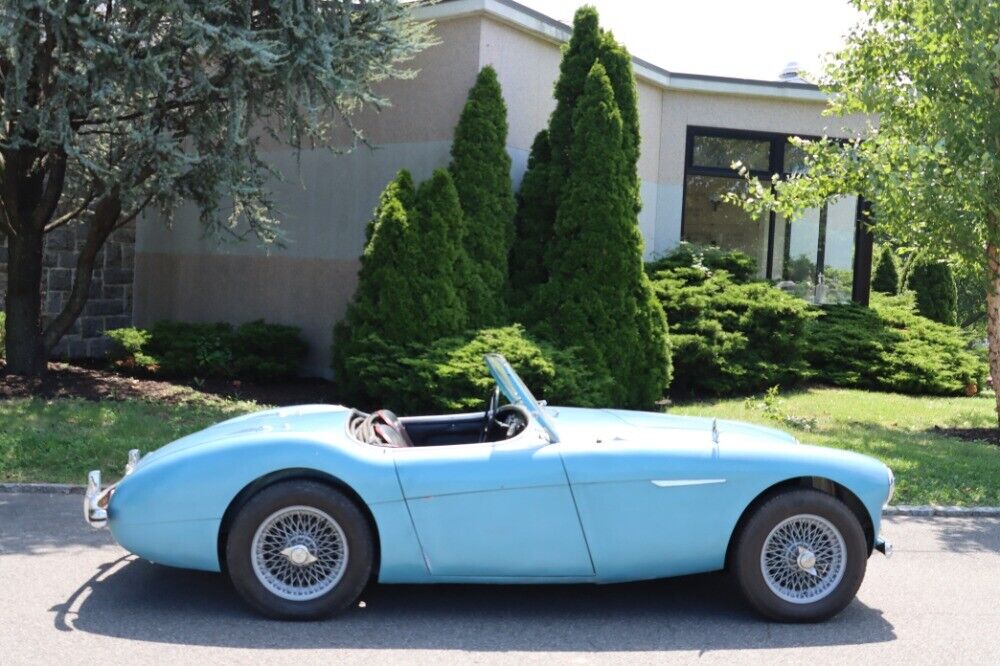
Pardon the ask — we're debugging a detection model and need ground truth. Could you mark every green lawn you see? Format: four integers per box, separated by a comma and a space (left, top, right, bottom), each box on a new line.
2, 387, 998, 506
672, 387, 1000, 506
0, 396, 257, 485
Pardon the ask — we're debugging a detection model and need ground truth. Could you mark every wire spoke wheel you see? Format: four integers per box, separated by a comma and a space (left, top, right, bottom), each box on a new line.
251, 505, 349, 601
760, 513, 846, 604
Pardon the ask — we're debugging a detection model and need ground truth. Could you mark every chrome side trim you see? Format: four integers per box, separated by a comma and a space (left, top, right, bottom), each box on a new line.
651, 479, 727, 488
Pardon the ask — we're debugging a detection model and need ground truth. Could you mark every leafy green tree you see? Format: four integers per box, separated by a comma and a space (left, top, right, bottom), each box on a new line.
449, 66, 515, 326
906, 257, 958, 325
509, 131, 555, 306
728, 0, 998, 418
872, 246, 900, 294
536, 63, 670, 408
0, 1, 432, 376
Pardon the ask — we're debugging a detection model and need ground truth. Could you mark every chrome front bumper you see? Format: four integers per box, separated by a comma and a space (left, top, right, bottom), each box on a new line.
84, 449, 141, 529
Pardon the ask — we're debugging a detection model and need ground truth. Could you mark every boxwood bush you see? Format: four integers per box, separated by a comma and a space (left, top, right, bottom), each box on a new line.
650, 265, 815, 396
805, 293, 983, 395
337, 324, 611, 414
107, 320, 307, 381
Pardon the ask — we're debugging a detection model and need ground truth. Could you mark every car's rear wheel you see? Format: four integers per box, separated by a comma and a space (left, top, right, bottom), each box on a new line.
225, 480, 373, 619
732, 488, 867, 622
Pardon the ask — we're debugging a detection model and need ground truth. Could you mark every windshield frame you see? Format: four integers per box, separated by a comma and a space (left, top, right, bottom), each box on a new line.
484, 353, 560, 443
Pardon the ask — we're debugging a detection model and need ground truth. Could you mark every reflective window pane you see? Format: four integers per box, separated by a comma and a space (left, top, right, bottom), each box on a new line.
783, 141, 809, 175
691, 135, 770, 172
682, 175, 767, 277
775, 196, 857, 304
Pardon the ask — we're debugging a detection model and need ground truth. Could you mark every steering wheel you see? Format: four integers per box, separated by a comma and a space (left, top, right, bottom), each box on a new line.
493, 404, 528, 439
479, 386, 501, 443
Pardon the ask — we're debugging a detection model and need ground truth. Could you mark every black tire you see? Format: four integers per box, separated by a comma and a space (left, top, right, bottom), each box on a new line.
732, 489, 867, 622
225, 480, 374, 620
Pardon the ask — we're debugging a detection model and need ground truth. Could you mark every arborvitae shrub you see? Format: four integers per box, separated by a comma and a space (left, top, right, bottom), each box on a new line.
534, 63, 670, 408
650, 266, 815, 396
906, 257, 958, 325
449, 66, 515, 327
508, 130, 555, 307
805, 293, 981, 394
872, 246, 900, 294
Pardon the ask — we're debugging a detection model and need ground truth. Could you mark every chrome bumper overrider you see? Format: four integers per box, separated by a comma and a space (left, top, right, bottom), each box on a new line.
84, 449, 141, 529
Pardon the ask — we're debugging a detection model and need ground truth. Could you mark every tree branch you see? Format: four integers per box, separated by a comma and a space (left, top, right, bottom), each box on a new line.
44, 190, 95, 233
31, 151, 67, 230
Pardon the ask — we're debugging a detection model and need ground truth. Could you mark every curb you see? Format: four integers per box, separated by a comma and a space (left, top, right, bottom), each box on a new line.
882, 505, 1000, 517
1, 483, 999, 516
0, 482, 84, 495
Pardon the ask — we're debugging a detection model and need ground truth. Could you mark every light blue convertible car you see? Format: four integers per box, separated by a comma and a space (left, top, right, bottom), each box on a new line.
85, 354, 893, 622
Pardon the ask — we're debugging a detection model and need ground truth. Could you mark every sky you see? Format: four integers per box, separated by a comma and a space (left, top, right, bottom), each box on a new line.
521, 0, 863, 81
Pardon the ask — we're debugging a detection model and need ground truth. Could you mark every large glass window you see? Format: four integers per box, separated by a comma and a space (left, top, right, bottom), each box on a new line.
682, 127, 862, 303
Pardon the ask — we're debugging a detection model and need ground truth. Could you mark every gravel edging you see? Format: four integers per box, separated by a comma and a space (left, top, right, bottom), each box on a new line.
1, 482, 999, 516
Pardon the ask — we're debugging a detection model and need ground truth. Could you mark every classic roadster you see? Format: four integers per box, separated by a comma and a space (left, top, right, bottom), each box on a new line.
85, 354, 893, 622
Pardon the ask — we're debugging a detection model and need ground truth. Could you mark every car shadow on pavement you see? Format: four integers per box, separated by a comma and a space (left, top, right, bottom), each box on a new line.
52, 556, 895, 652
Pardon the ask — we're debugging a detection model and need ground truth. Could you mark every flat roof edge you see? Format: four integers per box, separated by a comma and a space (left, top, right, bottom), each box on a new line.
413, 0, 828, 103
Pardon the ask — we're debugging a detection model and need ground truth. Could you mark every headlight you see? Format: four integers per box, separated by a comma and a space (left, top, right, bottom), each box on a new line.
884, 466, 895, 507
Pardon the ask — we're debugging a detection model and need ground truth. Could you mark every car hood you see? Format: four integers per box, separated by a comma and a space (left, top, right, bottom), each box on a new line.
136, 404, 352, 469
548, 406, 800, 446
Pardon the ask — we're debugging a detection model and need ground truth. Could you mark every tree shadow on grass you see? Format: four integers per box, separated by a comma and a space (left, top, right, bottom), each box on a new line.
51, 556, 895, 652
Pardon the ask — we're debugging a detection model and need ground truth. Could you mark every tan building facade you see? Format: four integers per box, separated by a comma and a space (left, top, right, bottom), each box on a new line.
133, 0, 873, 376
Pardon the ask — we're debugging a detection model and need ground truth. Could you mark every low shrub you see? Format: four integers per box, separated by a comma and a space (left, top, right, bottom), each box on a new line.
0, 312, 5, 358
230, 320, 309, 381
646, 243, 758, 283
106, 320, 307, 381
649, 266, 815, 396
105, 327, 157, 369
336, 324, 610, 414
806, 293, 982, 395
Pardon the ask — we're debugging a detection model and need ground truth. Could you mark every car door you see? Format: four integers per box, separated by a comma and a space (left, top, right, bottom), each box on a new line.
393, 432, 594, 578
559, 436, 735, 581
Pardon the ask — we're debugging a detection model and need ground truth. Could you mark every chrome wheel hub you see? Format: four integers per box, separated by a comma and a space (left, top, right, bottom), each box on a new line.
251, 506, 349, 601
760, 514, 846, 604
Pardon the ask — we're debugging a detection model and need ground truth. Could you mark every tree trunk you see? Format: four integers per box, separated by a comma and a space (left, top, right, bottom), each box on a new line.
3, 228, 47, 376
985, 240, 1000, 426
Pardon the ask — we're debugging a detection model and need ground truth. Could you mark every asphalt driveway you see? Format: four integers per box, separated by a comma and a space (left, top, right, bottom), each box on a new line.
1, 492, 998, 664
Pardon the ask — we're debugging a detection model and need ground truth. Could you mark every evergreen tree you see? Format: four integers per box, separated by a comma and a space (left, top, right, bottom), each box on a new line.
333, 170, 420, 379
508, 130, 555, 306
411, 169, 471, 339
547, 6, 604, 190
449, 66, 516, 326
907, 257, 958, 326
872, 246, 900, 294
535, 63, 670, 408
597, 31, 641, 210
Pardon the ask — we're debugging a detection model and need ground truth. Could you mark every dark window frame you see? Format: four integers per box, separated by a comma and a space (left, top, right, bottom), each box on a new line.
680, 125, 872, 304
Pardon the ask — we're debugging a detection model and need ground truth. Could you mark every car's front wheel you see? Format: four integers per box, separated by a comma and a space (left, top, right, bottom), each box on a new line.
225, 480, 374, 619
732, 488, 868, 622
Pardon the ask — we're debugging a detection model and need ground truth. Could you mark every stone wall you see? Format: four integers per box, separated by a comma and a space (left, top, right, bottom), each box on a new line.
0, 222, 135, 359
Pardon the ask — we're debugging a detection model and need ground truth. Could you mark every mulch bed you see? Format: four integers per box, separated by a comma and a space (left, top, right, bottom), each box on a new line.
929, 425, 1000, 447
0, 360, 339, 406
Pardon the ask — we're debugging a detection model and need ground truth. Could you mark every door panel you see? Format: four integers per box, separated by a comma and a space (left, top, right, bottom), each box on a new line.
559, 440, 737, 581
394, 439, 594, 577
